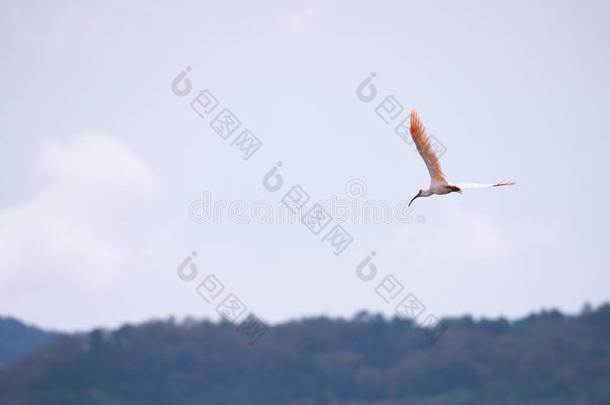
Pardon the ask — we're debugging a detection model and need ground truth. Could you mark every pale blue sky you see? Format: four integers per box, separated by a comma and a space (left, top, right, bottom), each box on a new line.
1, 0, 609, 330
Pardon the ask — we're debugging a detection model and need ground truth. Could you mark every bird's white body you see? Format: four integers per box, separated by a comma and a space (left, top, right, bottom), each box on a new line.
407, 110, 515, 206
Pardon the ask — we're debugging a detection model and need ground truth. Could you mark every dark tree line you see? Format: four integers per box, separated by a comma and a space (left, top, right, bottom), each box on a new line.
1, 305, 609, 404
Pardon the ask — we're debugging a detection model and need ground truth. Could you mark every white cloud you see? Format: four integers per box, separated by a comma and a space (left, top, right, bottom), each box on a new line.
0, 134, 158, 288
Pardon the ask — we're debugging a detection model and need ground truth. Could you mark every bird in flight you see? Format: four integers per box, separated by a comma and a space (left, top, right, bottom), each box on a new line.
408, 110, 515, 206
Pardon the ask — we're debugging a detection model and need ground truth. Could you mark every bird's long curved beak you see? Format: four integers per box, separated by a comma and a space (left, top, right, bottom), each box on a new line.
408, 194, 419, 207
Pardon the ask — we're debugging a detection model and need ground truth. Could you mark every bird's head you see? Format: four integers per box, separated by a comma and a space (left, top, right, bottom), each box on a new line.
408, 189, 423, 207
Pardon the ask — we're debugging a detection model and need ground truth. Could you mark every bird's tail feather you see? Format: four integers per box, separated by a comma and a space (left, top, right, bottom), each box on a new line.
454, 180, 516, 189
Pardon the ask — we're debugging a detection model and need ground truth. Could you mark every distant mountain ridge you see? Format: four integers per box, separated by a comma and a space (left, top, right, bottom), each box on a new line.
0, 305, 609, 404
0, 317, 57, 368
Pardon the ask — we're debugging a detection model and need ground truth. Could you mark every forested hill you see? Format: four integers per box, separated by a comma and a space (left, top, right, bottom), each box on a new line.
1, 305, 609, 405
0, 317, 57, 368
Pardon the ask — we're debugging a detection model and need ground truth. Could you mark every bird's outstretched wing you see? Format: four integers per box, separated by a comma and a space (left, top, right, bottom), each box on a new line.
454, 180, 516, 189
410, 110, 448, 186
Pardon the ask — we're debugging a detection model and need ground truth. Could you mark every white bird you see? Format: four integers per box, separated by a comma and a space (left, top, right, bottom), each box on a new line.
408, 110, 515, 206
